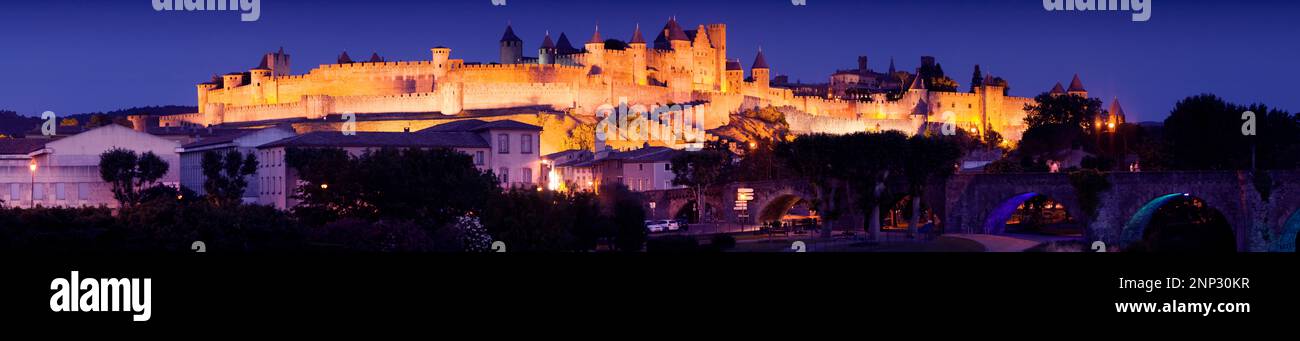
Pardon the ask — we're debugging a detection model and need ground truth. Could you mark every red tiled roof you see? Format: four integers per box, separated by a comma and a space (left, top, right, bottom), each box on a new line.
0, 139, 48, 155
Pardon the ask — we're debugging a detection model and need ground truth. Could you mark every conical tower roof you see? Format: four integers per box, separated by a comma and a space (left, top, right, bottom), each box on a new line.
630, 24, 646, 44
1068, 74, 1086, 92
663, 17, 689, 41
540, 31, 555, 49
337, 51, 353, 64
1109, 98, 1127, 122
588, 25, 603, 44
751, 48, 770, 69
556, 33, 577, 53
1050, 82, 1066, 95
909, 70, 926, 91
500, 24, 522, 43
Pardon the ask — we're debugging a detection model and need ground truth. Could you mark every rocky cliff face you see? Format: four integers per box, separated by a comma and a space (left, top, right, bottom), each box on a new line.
708, 106, 794, 144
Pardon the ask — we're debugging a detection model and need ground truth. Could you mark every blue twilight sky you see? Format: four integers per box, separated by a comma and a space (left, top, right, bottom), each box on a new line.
1, 0, 1297, 122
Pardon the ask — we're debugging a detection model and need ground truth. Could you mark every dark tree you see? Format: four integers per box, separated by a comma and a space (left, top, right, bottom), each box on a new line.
201, 150, 258, 207
902, 135, 962, 237
670, 148, 730, 222
1023, 92, 1105, 132
98, 149, 170, 207
842, 131, 908, 239
287, 147, 500, 229
597, 184, 647, 252
776, 134, 850, 238
1161, 94, 1300, 170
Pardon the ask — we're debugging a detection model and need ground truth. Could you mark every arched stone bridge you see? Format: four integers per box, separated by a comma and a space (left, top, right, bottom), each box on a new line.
945, 171, 1300, 252
642, 171, 1300, 251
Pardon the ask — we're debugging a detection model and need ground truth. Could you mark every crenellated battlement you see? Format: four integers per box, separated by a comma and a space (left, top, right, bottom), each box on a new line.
319, 60, 436, 70
455, 63, 586, 71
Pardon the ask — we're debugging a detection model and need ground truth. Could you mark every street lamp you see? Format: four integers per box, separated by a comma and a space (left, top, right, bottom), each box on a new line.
28, 160, 36, 207
320, 183, 329, 190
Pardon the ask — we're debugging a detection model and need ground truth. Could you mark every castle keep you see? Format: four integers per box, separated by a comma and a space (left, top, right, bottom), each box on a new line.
163, 19, 1045, 151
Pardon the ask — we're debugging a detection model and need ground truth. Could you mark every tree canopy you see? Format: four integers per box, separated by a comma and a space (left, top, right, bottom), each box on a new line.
98, 148, 170, 207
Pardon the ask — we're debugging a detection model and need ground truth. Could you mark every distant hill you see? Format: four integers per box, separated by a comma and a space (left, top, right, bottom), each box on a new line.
65, 105, 197, 124
0, 106, 196, 137
0, 110, 41, 137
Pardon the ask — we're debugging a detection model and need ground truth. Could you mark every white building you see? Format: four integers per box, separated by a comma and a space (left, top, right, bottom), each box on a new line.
555, 146, 685, 193
177, 125, 296, 203
617, 147, 684, 192
0, 124, 181, 208
254, 119, 542, 210
544, 149, 595, 192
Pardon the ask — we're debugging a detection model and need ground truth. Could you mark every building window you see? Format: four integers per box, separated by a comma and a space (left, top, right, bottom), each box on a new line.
638, 164, 644, 171
522, 168, 532, 184
56, 183, 66, 200
521, 134, 533, 154
498, 134, 510, 154
499, 168, 509, 184
475, 151, 485, 165
665, 163, 670, 171
33, 184, 44, 201
10, 183, 19, 201
78, 183, 89, 200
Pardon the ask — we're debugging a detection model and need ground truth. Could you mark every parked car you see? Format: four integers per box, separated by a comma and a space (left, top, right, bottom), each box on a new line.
645, 220, 669, 233
660, 220, 680, 231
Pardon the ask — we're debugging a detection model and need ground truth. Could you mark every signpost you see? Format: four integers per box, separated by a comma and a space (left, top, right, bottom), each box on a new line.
735, 188, 754, 223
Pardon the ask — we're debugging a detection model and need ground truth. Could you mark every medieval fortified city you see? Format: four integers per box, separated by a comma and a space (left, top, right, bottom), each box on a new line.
2, 2, 1298, 255
8, 0, 1300, 330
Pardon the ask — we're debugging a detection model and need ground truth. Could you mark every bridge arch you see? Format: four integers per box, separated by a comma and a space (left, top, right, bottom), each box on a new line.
670, 199, 709, 223
982, 192, 1078, 235
755, 191, 813, 224
1120, 193, 1236, 252
1274, 210, 1300, 252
